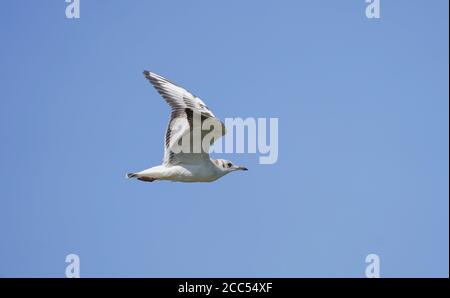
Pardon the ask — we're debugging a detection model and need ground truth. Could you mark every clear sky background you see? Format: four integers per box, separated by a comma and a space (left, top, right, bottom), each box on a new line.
0, 0, 448, 277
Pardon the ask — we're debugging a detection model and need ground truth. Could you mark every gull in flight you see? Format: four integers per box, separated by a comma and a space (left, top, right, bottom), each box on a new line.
126, 71, 248, 183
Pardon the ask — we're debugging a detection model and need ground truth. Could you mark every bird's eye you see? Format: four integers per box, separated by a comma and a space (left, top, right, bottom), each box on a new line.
227, 163, 232, 167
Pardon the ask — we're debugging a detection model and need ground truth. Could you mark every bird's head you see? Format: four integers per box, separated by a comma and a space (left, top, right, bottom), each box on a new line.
214, 159, 248, 173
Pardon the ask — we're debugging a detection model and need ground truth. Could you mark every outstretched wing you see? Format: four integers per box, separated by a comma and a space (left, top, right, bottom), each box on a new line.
143, 71, 226, 165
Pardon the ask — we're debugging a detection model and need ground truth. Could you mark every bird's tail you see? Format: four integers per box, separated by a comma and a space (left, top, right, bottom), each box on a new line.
126, 172, 156, 182
126, 173, 138, 179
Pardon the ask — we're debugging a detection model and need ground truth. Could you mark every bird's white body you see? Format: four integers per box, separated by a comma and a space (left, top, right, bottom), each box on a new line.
133, 160, 226, 183
126, 71, 247, 183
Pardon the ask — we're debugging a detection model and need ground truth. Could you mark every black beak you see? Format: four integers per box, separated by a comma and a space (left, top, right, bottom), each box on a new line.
240, 167, 248, 171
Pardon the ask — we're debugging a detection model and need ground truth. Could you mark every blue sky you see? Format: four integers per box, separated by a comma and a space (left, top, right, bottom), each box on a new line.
0, 0, 448, 277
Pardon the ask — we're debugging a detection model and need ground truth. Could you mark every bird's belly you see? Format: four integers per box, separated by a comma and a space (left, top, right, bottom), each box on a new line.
167, 165, 218, 182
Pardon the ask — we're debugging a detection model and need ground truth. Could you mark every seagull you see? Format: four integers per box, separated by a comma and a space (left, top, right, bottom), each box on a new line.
126, 71, 248, 183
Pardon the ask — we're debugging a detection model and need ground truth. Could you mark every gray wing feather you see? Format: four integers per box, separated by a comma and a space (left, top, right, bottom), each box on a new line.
143, 71, 225, 165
